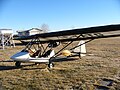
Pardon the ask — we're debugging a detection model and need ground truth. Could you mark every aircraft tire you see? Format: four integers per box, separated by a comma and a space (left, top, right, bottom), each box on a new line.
15, 61, 21, 67
48, 63, 54, 68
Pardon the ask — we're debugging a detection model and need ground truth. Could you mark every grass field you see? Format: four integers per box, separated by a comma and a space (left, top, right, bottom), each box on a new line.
0, 38, 120, 90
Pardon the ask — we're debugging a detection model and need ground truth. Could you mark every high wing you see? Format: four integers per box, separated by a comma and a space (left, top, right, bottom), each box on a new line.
15, 24, 120, 43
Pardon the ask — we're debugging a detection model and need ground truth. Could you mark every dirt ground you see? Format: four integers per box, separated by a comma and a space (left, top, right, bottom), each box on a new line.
0, 38, 120, 90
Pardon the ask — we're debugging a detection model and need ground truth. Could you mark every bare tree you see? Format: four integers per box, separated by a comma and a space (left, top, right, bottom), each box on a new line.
41, 24, 49, 33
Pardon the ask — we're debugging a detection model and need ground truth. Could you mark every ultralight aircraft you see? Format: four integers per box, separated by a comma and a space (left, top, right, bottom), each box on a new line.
11, 24, 120, 68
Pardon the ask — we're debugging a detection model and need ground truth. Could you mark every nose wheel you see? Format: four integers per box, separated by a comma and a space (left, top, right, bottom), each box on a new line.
15, 61, 21, 67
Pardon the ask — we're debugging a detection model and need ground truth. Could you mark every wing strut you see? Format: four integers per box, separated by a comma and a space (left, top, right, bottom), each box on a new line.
50, 35, 82, 58
70, 39, 94, 50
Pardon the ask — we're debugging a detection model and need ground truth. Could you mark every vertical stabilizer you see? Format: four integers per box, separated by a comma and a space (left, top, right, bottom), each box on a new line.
74, 40, 86, 57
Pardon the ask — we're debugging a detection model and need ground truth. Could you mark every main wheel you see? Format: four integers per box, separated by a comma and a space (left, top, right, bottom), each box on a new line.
48, 63, 54, 68
15, 61, 21, 67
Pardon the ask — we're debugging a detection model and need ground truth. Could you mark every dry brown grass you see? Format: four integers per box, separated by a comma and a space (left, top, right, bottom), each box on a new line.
0, 38, 119, 89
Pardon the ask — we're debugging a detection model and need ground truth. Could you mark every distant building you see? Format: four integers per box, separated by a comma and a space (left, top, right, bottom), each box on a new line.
0, 29, 13, 34
17, 28, 44, 37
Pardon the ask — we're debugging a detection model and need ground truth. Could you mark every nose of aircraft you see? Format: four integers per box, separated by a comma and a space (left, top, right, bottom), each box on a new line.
10, 51, 30, 60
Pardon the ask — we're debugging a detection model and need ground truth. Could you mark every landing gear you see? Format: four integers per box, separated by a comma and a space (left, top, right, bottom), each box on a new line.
15, 61, 21, 67
78, 53, 81, 59
48, 62, 54, 68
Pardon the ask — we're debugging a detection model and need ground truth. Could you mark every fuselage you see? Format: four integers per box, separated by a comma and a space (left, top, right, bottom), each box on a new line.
10, 51, 51, 63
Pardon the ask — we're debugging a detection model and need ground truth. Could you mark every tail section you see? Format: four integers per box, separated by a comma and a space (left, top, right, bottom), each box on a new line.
73, 40, 86, 57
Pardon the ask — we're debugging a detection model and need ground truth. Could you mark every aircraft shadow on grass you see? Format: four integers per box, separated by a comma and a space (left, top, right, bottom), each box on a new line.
0, 63, 36, 71
0, 65, 31, 71
52, 57, 79, 62
0, 66, 20, 71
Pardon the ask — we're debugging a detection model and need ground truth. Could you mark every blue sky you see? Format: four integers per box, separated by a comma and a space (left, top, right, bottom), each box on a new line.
0, 0, 120, 33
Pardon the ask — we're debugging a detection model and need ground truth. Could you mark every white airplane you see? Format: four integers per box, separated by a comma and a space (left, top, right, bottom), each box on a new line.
11, 40, 86, 68
11, 24, 120, 68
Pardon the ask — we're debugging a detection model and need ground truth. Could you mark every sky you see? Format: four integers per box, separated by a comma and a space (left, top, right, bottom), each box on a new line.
0, 0, 120, 33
